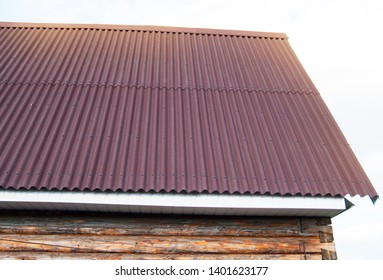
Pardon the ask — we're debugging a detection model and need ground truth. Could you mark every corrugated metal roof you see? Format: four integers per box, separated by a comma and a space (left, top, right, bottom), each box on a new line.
0, 22, 378, 201
0, 23, 310, 93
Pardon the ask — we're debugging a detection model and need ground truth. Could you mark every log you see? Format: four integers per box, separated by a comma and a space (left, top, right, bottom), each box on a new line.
0, 213, 303, 237
299, 218, 333, 236
319, 231, 334, 243
0, 235, 325, 254
0, 252, 322, 260
321, 249, 337, 260
0, 211, 335, 260
304, 240, 335, 253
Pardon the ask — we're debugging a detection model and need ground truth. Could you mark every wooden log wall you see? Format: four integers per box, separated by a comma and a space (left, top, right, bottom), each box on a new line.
0, 211, 337, 260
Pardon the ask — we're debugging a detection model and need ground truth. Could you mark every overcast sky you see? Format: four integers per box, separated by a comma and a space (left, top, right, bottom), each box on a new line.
0, 0, 382, 259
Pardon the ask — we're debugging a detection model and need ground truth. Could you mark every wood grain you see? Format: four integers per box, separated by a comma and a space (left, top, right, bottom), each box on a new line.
0, 252, 322, 260
0, 213, 301, 237
0, 235, 325, 254
0, 211, 336, 260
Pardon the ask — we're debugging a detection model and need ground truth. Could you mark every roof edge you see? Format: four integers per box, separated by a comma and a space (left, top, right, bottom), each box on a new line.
0, 190, 346, 217
0, 21, 288, 39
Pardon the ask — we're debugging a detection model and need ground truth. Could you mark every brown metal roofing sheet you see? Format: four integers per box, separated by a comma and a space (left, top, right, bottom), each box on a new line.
0, 22, 378, 200
0, 23, 310, 92
0, 22, 288, 38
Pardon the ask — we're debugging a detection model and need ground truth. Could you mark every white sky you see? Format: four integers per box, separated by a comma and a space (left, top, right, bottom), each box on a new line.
0, 0, 382, 259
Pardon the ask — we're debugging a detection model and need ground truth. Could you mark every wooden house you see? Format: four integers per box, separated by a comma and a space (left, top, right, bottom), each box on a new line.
0, 22, 378, 260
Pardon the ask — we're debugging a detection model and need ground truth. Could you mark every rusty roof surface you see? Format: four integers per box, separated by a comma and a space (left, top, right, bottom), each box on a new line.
0, 22, 378, 200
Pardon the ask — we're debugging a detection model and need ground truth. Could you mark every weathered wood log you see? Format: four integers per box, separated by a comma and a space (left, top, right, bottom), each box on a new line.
0, 235, 325, 254
319, 231, 334, 243
0, 213, 303, 237
299, 218, 334, 241
0, 211, 336, 260
321, 249, 337, 260
0, 252, 322, 260
304, 241, 335, 252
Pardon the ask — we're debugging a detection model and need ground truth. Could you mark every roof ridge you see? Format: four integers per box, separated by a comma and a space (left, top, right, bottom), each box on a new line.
0, 21, 288, 39
0, 81, 318, 95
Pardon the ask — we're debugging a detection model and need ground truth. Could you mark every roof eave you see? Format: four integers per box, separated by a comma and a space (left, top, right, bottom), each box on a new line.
0, 190, 347, 217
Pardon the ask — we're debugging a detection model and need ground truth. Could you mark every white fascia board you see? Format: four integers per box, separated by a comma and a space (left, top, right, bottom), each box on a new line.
0, 190, 348, 217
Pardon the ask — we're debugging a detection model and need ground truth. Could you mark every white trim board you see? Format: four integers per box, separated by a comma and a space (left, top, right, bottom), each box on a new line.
0, 190, 348, 217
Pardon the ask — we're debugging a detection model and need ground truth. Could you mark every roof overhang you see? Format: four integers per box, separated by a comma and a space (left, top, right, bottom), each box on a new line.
0, 190, 350, 217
